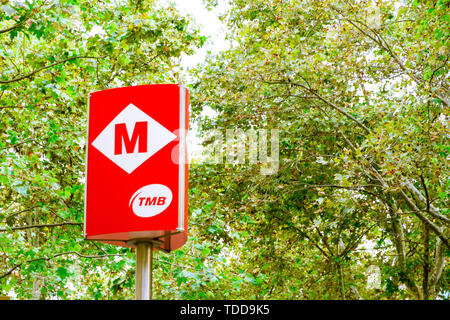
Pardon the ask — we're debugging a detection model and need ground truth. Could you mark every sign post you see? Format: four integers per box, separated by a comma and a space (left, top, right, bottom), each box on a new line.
84, 84, 189, 299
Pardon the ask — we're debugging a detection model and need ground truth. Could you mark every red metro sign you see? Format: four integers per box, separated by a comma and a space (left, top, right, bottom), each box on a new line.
84, 84, 188, 252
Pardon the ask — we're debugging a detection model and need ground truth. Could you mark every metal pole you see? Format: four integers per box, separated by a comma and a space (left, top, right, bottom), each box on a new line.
135, 241, 153, 300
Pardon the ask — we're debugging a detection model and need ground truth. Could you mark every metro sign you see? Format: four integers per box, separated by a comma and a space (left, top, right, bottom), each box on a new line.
84, 84, 188, 252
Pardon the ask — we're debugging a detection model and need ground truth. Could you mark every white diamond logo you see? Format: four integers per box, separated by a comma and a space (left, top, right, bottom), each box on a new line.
91, 103, 176, 174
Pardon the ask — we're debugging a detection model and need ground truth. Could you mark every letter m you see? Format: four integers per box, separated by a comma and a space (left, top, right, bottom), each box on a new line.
114, 121, 148, 155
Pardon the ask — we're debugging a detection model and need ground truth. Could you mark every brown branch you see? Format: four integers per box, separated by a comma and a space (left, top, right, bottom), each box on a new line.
0, 138, 36, 150
419, 174, 430, 214
340, 223, 377, 259
0, 16, 30, 35
269, 211, 330, 258
423, 221, 430, 299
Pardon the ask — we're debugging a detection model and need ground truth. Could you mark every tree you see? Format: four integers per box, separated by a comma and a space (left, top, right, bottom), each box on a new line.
0, 0, 204, 299
190, 0, 449, 299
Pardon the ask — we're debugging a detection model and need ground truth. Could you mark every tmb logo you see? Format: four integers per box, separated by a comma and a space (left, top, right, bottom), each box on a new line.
91, 103, 176, 174
129, 184, 173, 218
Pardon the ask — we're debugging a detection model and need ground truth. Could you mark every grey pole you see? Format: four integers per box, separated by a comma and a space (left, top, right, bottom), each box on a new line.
135, 241, 153, 300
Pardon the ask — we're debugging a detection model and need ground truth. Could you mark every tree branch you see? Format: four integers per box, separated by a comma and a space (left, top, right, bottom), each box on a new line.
3, 205, 40, 221
0, 15, 30, 35
269, 211, 330, 258
401, 179, 450, 225
428, 238, 446, 298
